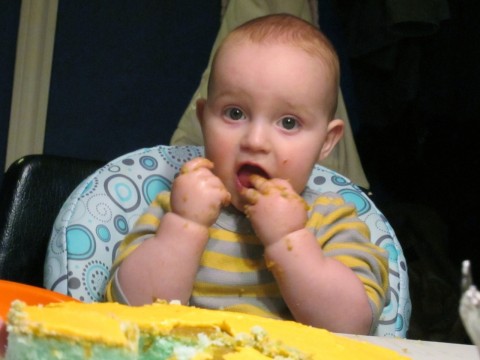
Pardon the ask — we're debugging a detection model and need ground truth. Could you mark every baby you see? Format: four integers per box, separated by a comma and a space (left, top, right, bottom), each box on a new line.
106, 14, 389, 335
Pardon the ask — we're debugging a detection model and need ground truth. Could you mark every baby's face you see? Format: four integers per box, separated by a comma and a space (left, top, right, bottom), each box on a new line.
198, 40, 341, 210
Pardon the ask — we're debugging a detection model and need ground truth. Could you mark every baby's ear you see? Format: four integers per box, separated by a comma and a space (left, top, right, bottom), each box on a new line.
195, 98, 206, 126
318, 119, 344, 162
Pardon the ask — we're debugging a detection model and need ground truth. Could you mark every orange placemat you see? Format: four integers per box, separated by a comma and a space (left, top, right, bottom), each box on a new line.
0, 280, 77, 320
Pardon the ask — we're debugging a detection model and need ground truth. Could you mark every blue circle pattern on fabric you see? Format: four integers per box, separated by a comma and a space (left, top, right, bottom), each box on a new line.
44, 145, 411, 338
105, 175, 141, 212
96, 225, 111, 242
82, 260, 109, 301
142, 175, 171, 204
114, 215, 129, 235
337, 188, 371, 215
66, 225, 96, 260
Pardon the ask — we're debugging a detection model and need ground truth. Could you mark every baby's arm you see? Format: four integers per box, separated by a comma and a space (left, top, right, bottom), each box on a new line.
116, 158, 230, 305
243, 176, 377, 335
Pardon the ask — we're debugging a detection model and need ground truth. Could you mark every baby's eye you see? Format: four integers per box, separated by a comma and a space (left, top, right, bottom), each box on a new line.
279, 116, 299, 130
225, 107, 245, 121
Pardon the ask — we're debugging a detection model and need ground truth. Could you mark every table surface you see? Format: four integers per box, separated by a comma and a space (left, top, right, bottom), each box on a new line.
344, 334, 478, 359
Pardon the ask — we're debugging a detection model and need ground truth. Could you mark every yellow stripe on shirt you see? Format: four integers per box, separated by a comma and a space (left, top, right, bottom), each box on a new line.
209, 227, 260, 244
200, 250, 266, 272
193, 281, 281, 298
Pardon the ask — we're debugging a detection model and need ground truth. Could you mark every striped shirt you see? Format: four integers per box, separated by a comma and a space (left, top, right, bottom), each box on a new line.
106, 187, 389, 333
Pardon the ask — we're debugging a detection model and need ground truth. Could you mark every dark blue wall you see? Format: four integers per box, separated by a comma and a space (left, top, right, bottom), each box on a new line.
44, 1, 220, 162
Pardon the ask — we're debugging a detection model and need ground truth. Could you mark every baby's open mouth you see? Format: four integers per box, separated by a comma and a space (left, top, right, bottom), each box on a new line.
237, 164, 269, 188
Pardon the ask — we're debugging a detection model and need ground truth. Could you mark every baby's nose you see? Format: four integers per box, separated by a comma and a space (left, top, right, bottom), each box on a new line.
241, 123, 270, 152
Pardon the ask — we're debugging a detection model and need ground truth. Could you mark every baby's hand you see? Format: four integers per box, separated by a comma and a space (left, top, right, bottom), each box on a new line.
242, 175, 308, 246
171, 157, 231, 227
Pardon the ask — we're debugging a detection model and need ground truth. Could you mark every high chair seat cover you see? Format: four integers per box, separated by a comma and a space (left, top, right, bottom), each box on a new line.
44, 145, 411, 337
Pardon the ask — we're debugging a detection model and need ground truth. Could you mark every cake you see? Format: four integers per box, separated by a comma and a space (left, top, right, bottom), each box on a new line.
4, 300, 409, 360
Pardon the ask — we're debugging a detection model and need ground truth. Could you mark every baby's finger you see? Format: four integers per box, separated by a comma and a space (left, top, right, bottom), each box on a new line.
243, 204, 252, 219
267, 177, 291, 188
249, 174, 271, 193
180, 157, 214, 174
241, 187, 260, 205
221, 190, 232, 207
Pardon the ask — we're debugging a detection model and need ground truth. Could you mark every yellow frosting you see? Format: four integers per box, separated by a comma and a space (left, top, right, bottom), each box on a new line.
7, 301, 410, 359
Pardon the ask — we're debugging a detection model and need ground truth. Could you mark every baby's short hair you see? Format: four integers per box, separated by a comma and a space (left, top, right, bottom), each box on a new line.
210, 13, 340, 118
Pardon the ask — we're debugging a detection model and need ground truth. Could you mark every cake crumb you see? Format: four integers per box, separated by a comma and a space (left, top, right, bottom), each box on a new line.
284, 237, 293, 251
